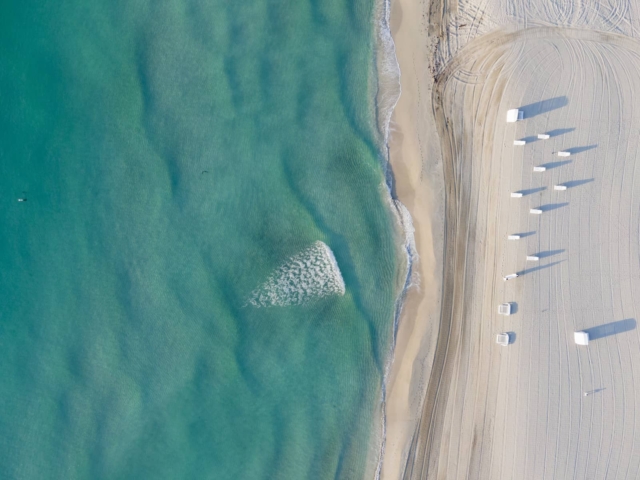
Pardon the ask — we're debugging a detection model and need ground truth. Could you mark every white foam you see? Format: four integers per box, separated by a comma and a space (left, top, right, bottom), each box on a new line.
248, 241, 345, 308
394, 199, 419, 287
369, 0, 421, 477
374, 0, 402, 148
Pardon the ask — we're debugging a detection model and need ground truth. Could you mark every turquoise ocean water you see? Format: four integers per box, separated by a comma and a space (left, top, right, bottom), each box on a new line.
0, 0, 402, 478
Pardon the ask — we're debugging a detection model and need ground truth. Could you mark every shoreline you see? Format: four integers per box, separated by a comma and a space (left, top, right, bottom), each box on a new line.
377, 0, 446, 478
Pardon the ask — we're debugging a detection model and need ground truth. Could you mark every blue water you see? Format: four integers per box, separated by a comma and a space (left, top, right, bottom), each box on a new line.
0, 0, 400, 478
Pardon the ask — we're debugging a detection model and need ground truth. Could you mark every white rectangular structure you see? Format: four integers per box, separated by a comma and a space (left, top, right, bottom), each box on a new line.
574, 331, 590, 345
530, 208, 543, 214
533, 166, 546, 172
496, 333, 510, 346
511, 192, 523, 198
554, 184, 567, 190
498, 303, 512, 315
513, 140, 526, 146
503, 273, 518, 281
507, 234, 521, 240
506, 109, 522, 122
537, 134, 550, 139
558, 151, 571, 157
526, 255, 539, 261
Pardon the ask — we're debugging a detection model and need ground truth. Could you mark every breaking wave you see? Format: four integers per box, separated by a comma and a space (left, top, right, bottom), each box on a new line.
248, 241, 346, 307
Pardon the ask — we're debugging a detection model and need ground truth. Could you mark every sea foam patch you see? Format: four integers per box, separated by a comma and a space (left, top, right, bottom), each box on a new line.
249, 241, 345, 307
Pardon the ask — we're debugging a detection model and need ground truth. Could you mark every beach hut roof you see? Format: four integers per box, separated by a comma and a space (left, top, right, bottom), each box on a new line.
574, 331, 589, 345
506, 109, 521, 122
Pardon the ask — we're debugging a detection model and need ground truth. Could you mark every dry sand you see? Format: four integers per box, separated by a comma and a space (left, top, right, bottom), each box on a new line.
384, 1, 640, 479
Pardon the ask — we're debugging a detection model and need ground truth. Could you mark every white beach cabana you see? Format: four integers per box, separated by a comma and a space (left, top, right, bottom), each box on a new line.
506, 109, 523, 122
511, 192, 523, 198
574, 331, 590, 345
496, 333, 511, 346
538, 134, 550, 139
498, 303, 513, 315
554, 184, 567, 190
533, 166, 546, 172
503, 273, 518, 281
513, 140, 526, 146
508, 234, 521, 240
558, 151, 571, 157
526, 255, 539, 262
530, 208, 543, 214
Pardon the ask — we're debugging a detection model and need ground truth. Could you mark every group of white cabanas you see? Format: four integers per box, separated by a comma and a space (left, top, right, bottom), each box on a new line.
497, 109, 586, 347
509, 109, 571, 182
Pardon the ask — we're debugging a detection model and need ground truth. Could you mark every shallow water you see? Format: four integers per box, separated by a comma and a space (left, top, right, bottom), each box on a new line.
0, 0, 400, 478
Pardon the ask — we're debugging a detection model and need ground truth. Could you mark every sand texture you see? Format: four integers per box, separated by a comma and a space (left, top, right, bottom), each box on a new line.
386, 1, 640, 479
381, 0, 445, 477
431, 0, 640, 70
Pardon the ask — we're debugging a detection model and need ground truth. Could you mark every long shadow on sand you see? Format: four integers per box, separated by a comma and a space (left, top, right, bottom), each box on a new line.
565, 144, 597, 155
534, 249, 565, 258
519, 96, 568, 118
535, 202, 569, 212
562, 178, 594, 189
516, 187, 546, 196
517, 260, 564, 276
583, 319, 636, 340
523, 128, 576, 143
541, 160, 572, 170
512, 231, 536, 238
546, 127, 575, 138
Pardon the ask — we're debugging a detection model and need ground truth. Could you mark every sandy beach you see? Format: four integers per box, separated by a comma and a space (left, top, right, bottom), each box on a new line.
385, 0, 640, 479
381, 0, 444, 477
